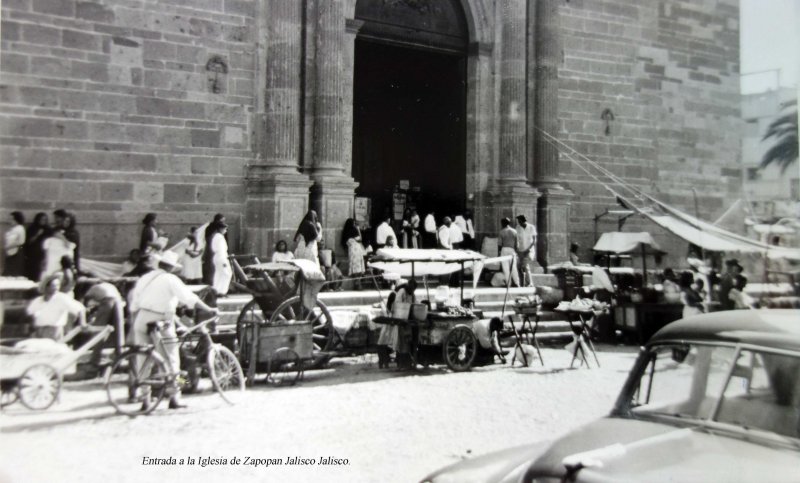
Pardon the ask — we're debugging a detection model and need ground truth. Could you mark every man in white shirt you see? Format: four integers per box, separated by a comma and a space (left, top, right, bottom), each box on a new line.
454, 211, 475, 250
128, 251, 218, 409
515, 214, 537, 287
375, 215, 397, 249
27, 275, 86, 340
423, 212, 437, 248
449, 216, 464, 249
437, 217, 453, 249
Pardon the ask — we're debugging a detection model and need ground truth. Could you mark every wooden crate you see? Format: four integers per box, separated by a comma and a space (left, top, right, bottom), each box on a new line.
256, 322, 313, 361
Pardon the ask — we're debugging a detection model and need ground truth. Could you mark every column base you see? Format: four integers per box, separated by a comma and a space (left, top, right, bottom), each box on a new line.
535, 186, 574, 271
243, 173, 313, 258
310, 176, 359, 257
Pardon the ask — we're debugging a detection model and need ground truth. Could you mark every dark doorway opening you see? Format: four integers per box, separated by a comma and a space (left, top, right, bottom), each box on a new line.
352, 40, 466, 227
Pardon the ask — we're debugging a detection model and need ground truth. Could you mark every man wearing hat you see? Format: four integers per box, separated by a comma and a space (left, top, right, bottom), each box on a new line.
718, 259, 741, 311
128, 250, 218, 409
515, 214, 537, 287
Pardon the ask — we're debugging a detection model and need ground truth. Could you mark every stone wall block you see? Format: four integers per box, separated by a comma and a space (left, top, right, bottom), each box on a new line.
76, 1, 114, 23
22, 24, 61, 46
164, 183, 196, 203
191, 129, 221, 148
191, 157, 220, 175
32, 0, 75, 17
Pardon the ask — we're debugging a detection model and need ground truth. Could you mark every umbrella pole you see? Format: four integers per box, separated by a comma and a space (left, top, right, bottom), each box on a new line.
460, 261, 465, 304
641, 244, 648, 286
411, 261, 416, 303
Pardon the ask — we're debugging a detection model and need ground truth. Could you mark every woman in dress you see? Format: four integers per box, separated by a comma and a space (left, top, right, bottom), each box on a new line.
139, 213, 159, 253
62, 212, 81, 272
341, 218, 366, 279
24, 212, 51, 281
208, 222, 233, 296
3, 211, 26, 277
294, 210, 321, 267
180, 226, 203, 284
203, 214, 225, 285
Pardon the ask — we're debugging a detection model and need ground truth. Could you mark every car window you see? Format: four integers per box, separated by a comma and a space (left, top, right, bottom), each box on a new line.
632, 344, 735, 420
716, 349, 800, 439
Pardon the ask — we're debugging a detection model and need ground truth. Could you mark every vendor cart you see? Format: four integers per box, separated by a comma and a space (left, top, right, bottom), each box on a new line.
369, 248, 507, 371
232, 261, 328, 385
1, 325, 113, 409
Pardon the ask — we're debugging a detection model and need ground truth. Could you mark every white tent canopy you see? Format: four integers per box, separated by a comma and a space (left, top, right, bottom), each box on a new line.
592, 231, 661, 254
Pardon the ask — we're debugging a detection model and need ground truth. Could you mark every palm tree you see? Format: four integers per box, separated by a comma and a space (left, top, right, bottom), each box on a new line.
760, 99, 798, 173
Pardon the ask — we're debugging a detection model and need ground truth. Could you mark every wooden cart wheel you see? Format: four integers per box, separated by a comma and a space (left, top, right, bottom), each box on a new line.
268, 296, 335, 353
19, 364, 61, 410
266, 347, 303, 386
443, 326, 477, 372
236, 299, 267, 368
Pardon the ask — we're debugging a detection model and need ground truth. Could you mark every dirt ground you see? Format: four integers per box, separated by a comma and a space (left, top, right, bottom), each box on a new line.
0, 344, 639, 483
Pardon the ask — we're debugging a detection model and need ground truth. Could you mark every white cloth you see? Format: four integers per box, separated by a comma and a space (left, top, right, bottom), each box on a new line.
4, 224, 25, 256
500, 246, 520, 286
271, 251, 295, 262
42, 235, 76, 280
180, 241, 203, 280
210, 233, 232, 295
424, 214, 436, 233
437, 225, 452, 249
454, 216, 475, 238
129, 269, 200, 318
516, 223, 537, 252
375, 222, 397, 245
27, 293, 85, 328
449, 224, 464, 244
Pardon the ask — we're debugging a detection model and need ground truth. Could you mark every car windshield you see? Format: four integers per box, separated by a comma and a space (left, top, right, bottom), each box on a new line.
628, 343, 800, 440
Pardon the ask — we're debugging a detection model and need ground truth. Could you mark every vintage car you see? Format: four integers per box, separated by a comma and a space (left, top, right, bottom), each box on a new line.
422, 310, 800, 482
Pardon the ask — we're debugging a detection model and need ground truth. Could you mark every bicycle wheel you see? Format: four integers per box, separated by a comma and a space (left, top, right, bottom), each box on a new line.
105, 350, 168, 416
266, 347, 303, 386
207, 344, 245, 405
19, 364, 61, 410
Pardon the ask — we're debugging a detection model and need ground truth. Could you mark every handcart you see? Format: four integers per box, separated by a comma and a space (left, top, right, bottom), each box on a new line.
1, 325, 113, 410
232, 261, 326, 385
369, 248, 512, 371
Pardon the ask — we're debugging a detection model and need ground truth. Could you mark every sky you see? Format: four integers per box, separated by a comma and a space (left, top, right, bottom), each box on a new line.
739, 0, 800, 94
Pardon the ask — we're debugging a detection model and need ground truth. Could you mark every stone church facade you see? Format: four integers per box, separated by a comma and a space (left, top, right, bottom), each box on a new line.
0, 0, 741, 266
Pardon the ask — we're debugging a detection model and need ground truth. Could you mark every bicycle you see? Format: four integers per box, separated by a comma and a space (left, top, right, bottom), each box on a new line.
105, 315, 245, 416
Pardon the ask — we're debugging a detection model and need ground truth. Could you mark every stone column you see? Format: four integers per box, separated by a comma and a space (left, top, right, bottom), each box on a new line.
533, 0, 561, 186
492, 0, 539, 246
532, 0, 573, 268
244, 0, 312, 257
306, 0, 358, 254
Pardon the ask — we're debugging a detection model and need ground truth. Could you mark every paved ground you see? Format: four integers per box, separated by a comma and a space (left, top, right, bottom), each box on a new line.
0, 344, 639, 483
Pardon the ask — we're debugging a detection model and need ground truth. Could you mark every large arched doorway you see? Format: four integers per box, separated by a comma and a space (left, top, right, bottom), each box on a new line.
352, 0, 468, 229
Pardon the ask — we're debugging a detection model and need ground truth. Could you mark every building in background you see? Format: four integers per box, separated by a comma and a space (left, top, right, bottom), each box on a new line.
0, 0, 743, 268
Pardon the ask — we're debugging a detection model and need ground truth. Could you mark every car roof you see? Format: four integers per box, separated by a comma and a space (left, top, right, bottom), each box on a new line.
649, 310, 800, 352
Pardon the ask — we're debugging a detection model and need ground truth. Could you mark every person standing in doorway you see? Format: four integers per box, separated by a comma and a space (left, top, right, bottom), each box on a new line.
449, 215, 463, 250
515, 214, 537, 287
454, 210, 475, 250
375, 214, 397, 250
423, 212, 437, 248
499, 218, 520, 287
437, 217, 453, 250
